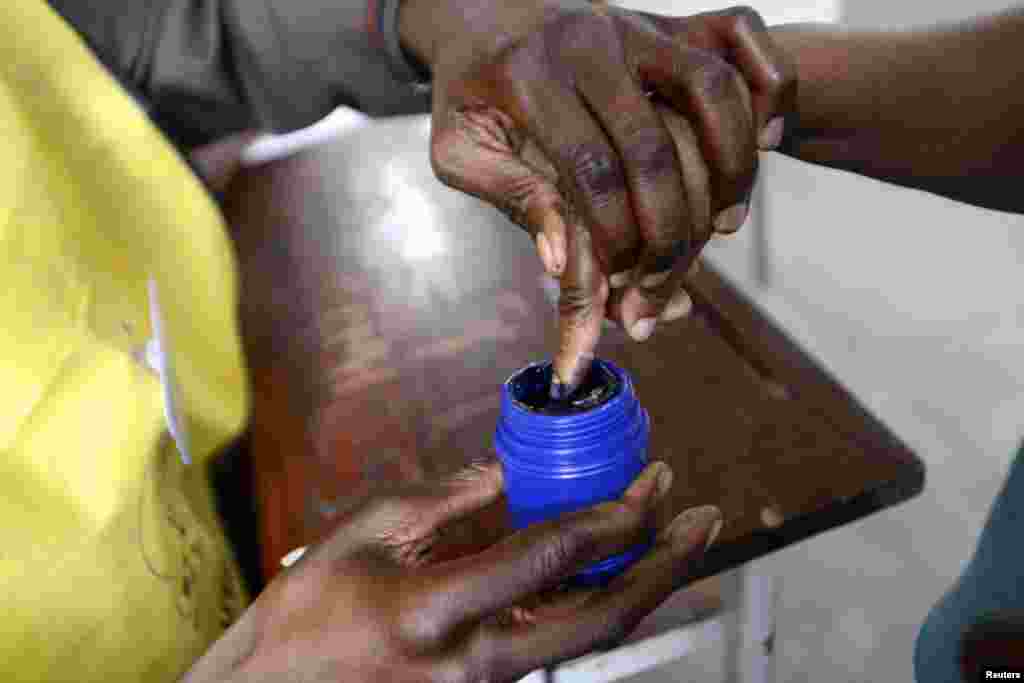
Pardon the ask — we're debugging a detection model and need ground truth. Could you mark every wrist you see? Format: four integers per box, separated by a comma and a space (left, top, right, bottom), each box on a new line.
398, 0, 586, 73
764, 24, 810, 149
764, 23, 842, 150
766, 23, 833, 95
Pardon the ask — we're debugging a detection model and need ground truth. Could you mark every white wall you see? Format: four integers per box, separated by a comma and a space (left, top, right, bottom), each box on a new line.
613, 0, 838, 23
842, 0, 1019, 28
614, 0, 1014, 26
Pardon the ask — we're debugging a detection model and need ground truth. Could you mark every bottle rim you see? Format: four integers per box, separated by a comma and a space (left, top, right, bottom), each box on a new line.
506, 360, 622, 416
495, 359, 648, 473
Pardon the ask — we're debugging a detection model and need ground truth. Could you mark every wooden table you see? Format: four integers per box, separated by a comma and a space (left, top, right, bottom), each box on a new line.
221, 114, 924, 682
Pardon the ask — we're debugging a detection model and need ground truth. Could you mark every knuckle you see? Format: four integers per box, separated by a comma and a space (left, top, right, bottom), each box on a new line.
562, 143, 626, 205
648, 233, 687, 261
779, 48, 799, 81
604, 499, 644, 526
395, 602, 449, 650
536, 533, 579, 578
505, 175, 555, 228
612, 498, 652, 533
720, 144, 756, 184
643, 287, 676, 309
639, 266, 681, 297
437, 659, 476, 683
727, 5, 767, 30
760, 53, 796, 100
689, 57, 741, 103
706, 112, 757, 184
356, 496, 391, 528
360, 494, 421, 539
761, 68, 786, 98
365, 493, 407, 519
484, 33, 536, 74
558, 279, 609, 328
772, 53, 799, 96
590, 499, 650, 543
534, 524, 596, 578
559, 279, 597, 316
621, 128, 680, 185
550, 9, 615, 55
491, 49, 525, 81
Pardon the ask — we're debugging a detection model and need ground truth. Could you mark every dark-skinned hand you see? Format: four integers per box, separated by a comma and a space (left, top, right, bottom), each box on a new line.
400, 1, 795, 393
181, 460, 722, 683
187, 129, 264, 197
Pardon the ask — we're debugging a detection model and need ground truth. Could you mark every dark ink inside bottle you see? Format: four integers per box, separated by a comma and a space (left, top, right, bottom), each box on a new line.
508, 360, 620, 415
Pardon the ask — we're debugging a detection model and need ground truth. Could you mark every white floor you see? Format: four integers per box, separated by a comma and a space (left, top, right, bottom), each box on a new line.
627, 152, 1024, 682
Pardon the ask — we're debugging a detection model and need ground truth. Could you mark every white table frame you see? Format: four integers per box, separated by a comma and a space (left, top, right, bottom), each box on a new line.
518, 561, 778, 683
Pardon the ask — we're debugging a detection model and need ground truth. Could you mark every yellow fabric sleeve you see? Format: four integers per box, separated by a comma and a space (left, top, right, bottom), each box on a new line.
0, 2, 251, 680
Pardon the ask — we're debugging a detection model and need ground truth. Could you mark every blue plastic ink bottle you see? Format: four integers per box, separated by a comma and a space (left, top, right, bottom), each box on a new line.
494, 359, 651, 586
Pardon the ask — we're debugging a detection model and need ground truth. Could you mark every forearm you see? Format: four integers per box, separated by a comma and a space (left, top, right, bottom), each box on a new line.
48, 0, 431, 148
398, 0, 587, 73
769, 9, 1024, 213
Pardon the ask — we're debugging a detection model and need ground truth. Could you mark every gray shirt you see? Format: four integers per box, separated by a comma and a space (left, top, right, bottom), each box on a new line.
48, 0, 431, 148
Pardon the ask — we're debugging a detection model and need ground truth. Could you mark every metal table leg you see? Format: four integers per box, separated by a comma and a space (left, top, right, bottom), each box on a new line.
723, 562, 779, 683
751, 174, 773, 289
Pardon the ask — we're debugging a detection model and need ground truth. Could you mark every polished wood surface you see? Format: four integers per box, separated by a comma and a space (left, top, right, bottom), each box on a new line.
223, 115, 924, 584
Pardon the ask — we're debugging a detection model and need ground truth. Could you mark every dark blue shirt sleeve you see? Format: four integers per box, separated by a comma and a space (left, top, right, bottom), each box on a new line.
47, 0, 431, 147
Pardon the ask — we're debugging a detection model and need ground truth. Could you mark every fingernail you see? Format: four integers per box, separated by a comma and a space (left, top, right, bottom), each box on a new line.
511, 606, 538, 625
659, 290, 693, 322
759, 116, 785, 150
536, 233, 556, 274
705, 518, 724, 551
627, 461, 670, 501
610, 271, 631, 289
761, 504, 784, 529
714, 203, 749, 234
655, 464, 674, 501
629, 317, 657, 342
666, 505, 722, 549
543, 213, 567, 274
280, 546, 308, 568
639, 269, 673, 290
451, 459, 501, 482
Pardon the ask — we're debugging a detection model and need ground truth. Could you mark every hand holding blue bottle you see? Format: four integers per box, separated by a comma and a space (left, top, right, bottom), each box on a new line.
186, 456, 721, 683
497, 359, 659, 585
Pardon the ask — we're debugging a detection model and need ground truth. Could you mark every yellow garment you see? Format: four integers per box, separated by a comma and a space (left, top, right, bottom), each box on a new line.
0, 3, 250, 681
